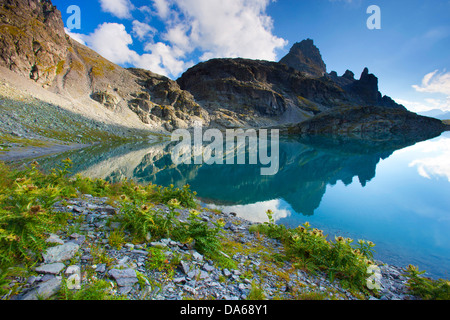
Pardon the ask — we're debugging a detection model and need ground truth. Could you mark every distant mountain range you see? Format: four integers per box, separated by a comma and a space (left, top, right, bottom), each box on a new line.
0, 0, 448, 140
419, 109, 450, 120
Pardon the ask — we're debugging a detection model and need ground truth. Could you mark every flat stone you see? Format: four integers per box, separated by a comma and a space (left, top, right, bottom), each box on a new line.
108, 268, 138, 287
223, 269, 232, 277
40, 274, 56, 282
180, 261, 191, 274
22, 277, 62, 300
192, 252, 204, 262
95, 264, 107, 273
35, 263, 65, 275
46, 234, 64, 245
65, 265, 81, 276
42, 242, 80, 263
150, 242, 167, 249
202, 264, 215, 272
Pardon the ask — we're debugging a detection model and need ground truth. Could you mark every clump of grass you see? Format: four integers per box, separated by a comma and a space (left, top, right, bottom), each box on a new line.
58, 277, 126, 300
107, 230, 126, 250
403, 265, 450, 300
0, 161, 70, 268
246, 281, 265, 300
0, 158, 203, 295
251, 210, 377, 293
117, 197, 233, 267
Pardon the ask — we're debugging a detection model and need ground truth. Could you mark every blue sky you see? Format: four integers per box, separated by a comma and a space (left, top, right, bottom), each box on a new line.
53, 0, 450, 114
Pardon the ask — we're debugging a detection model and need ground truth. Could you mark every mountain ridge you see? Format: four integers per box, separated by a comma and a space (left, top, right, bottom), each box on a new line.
0, 0, 448, 140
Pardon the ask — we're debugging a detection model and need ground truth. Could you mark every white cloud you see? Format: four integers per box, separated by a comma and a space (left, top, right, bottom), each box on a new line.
413, 70, 450, 95
85, 23, 138, 65
74, 22, 190, 78
99, 0, 134, 19
138, 42, 193, 77
64, 28, 87, 45
65, 0, 287, 78
206, 199, 291, 223
409, 137, 450, 182
163, 0, 288, 62
152, 0, 172, 19
402, 70, 450, 113
395, 97, 450, 113
132, 20, 156, 41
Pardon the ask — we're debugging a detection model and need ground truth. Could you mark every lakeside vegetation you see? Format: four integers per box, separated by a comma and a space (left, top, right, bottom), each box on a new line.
0, 159, 449, 300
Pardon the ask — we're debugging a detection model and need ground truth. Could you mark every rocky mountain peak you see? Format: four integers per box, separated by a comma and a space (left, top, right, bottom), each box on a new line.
342, 70, 355, 80
279, 39, 327, 77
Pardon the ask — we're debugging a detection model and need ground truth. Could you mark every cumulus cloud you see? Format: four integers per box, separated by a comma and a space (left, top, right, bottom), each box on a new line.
65, 0, 287, 78
395, 97, 450, 113
132, 20, 156, 41
99, 0, 134, 19
409, 136, 450, 182
162, 0, 288, 62
401, 70, 450, 113
66, 22, 191, 78
206, 199, 292, 223
413, 70, 450, 95
85, 23, 138, 65
64, 27, 87, 45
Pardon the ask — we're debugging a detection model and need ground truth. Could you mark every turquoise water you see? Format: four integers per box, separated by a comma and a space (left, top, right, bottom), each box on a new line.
33, 131, 450, 279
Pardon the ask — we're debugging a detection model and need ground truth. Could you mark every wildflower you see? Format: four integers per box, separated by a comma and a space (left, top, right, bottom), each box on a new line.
141, 205, 149, 211
6, 234, 19, 242
26, 185, 38, 191
335, 236, 345, 243
15, 178, 26, 183
292, 235, 300, 242
120, 195, 127, 200
297, 226, 306, 233
189, 209, 200, 216
30, 205, 42, 214
216, 218, 226, 228
168, 198, 181, 208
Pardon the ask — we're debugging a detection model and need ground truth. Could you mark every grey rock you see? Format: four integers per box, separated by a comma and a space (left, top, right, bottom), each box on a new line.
65, 265, 81, 276
35, 263, 65, 275
42, 242, 80, 263
46, 233, 64, 245
22, 277, 62, 300
109, 268, 138, 287
95, 264, 107, 273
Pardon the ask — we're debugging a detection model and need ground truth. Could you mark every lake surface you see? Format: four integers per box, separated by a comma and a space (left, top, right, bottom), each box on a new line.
31, 131, 450, 279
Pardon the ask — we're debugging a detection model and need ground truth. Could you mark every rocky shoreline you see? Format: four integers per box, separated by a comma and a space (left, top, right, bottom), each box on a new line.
7, 194, 417, 301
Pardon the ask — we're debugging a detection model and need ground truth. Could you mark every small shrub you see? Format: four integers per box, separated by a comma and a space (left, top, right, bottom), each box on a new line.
403, 265, 450, 300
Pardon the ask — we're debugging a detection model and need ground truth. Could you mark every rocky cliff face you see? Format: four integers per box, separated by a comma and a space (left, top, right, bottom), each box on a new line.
0, 0, 67, 85
177, 58, 348, 127
0, 0, 208, 132
281, 105, 448, 140
279, 39, 327, 77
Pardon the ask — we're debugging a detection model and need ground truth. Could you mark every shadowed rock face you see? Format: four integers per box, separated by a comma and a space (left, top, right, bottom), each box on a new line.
281, 105, 449, 139
279, 39, 327, 77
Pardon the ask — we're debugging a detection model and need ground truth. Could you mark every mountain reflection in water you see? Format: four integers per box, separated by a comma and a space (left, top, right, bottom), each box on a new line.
31, 132, 450, 279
